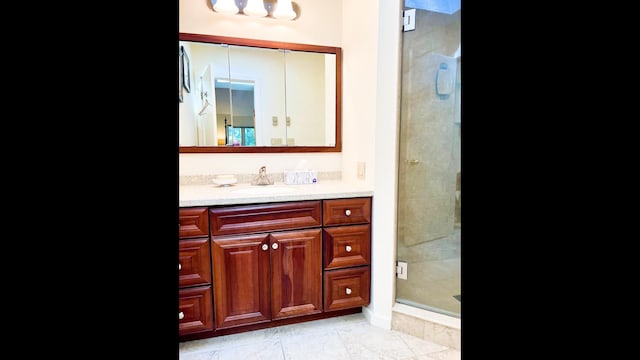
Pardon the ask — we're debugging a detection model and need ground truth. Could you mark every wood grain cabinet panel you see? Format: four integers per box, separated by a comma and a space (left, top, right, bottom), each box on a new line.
179, 285, 213, 335
209, 201, 322, 236
179, 207, 209, 238
179, 238, 212, 287
270, 229, 322, 319
323, 267, 371, 311
212, 233, 271, 330
211, 229, 323, 329
323, 198, 372, 226
321, 197, 372, 312
323, 224, 371, 270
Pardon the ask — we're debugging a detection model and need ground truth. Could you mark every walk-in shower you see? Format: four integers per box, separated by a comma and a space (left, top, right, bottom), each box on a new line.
396, 1, 461, 319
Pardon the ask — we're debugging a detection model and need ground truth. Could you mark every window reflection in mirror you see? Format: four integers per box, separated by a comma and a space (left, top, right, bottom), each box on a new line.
215, 78, 255, 145
228, 45, 286, 146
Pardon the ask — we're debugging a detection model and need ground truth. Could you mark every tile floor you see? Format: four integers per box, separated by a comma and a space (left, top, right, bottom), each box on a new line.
179, 313, 461, 360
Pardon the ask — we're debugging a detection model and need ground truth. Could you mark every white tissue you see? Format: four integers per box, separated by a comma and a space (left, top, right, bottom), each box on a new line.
284, 170, 318, 185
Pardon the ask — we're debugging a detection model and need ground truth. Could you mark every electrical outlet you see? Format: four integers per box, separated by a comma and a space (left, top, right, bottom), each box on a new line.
357, 162, 366, 180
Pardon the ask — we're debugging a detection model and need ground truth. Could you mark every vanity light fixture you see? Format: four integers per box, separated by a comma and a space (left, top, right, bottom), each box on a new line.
273, 0, 296, 20
213, 0, 239, 15
243, 0, 268, 17
212, 0, 298, 20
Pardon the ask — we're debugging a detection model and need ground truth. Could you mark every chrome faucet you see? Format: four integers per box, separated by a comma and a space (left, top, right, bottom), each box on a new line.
251, 166, 274, 185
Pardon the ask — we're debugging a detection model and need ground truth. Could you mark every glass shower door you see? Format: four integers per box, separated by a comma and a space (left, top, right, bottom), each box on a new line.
396, 3, 461, 317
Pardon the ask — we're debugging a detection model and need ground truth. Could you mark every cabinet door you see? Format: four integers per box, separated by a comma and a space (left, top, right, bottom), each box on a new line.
323, 224, 371, 270
270, 229, 323, 319
323, 198, 371, 226
179, 238, 211, 287
212, 233, 271, 329
179, 285, 213, 335
179, 207, 209, 238
323, 267, 371, 311
209, 201, 322, 236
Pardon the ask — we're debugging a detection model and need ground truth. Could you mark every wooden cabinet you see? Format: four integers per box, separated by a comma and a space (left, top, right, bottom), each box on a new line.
179, 207, 209, 238
179, 196, 372, 341
322, 198, 372, 311
179, 285, 213, 335
210, 201, 323, 330
179, 207, 214, 336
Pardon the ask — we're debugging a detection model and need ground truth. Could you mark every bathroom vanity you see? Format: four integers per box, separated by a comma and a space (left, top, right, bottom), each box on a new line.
178, 181, 373, 341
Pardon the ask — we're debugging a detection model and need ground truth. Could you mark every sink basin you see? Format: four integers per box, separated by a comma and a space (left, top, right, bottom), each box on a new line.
229, 186, 299, 195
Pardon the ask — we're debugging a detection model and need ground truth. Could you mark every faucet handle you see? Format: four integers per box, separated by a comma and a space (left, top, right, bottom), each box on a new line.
252, 166, 273, 185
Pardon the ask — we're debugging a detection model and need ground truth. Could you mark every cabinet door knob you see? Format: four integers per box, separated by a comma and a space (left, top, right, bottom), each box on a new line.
178, 263, 182, 270
262, 244, 269, 251
178, 311, 184, 320
345, 287, 352, 295
272, 242, 279, 250
345, 209, 352, 216
345, 245, 352, 252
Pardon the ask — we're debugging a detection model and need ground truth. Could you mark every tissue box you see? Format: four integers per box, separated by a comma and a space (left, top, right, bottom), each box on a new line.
284, 170, 318, 185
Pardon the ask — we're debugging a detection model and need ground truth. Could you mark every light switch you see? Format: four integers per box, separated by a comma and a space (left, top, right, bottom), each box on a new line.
272, 116, 278, 126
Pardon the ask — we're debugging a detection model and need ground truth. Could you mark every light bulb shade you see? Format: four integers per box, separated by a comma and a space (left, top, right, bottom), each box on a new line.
244, 0, 267, 17
273, 0, 296, 20
213, 0, 239, 15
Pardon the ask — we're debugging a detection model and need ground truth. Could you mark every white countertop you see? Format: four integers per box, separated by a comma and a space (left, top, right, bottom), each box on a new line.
179, 180, 374, 207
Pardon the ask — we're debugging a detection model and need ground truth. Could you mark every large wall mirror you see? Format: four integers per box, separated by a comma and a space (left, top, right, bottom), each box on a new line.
179, 33, 342, 153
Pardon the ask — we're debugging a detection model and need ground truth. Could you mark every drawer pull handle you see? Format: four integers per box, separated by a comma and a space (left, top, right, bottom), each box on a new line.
178, 311, 184, 320
178, 263, 181, 270
345, 245, 352, 252
345, 287, 352, 295
345, 209, 352, 216
272, 242, 279, 250
262, 244, 269, 251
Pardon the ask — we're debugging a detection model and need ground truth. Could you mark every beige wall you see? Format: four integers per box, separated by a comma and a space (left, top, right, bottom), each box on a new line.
179, 0, 403, 329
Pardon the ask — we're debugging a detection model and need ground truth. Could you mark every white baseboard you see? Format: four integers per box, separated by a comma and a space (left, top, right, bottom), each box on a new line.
362, 306, 392, 330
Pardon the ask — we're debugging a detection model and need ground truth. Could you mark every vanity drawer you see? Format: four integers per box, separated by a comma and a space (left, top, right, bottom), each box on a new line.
323, 267, 371, 311
323, 198, 371, 226
323, 224, 371, 270
179, 207, 209, 238
210, 201, 322, 236
179, 285, 214, 336
179, 238, 212, 288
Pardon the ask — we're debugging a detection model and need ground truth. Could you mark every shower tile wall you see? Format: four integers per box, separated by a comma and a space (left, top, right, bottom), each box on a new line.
391, 311, 461, 350
396, 8, 461, 316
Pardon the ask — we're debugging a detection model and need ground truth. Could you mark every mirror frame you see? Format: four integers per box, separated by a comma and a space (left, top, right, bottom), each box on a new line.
179, 33, 342, 153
